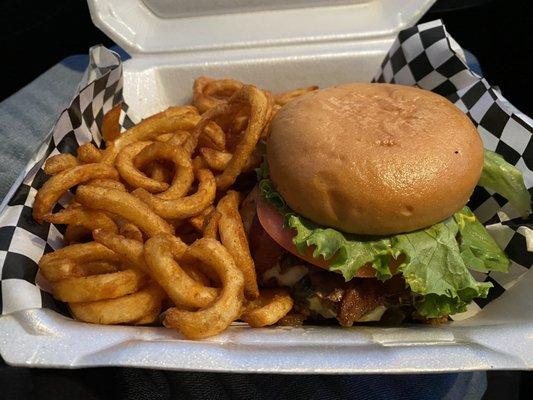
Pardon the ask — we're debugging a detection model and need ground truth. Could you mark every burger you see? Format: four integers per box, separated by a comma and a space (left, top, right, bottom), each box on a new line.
247, 83, 531, 326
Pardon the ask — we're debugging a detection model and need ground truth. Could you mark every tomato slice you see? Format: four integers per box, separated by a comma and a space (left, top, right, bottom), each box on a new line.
256, 197, 375, 277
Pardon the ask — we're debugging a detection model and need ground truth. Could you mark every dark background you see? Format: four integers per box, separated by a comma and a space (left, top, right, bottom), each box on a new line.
0, 0, 532, 399
1, 0, 533, 117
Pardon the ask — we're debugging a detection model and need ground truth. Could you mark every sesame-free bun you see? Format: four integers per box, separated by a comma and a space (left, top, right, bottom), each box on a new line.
266, 83, 484, 235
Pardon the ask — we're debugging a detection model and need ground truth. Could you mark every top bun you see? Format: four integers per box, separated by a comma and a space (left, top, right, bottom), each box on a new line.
266, 83, 484, 235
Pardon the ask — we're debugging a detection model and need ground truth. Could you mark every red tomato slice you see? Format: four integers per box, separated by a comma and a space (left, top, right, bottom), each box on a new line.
256, 197, 375, 278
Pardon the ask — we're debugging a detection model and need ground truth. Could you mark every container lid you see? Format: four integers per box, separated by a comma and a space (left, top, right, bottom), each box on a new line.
88, 0, 435, 56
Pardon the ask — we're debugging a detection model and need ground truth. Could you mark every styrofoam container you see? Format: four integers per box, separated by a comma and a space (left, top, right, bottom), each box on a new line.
1, 0, 532, 372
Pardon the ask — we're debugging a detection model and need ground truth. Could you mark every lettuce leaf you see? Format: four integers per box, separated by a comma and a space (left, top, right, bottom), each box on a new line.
258, 173, 509, 318
393, 218, 492, 317
479, 149, 531, 217
287, 215, 398, 281
453, 207, 510, 273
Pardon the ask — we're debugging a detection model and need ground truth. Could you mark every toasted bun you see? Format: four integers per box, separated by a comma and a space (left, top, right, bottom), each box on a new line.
266, 83, 484, 235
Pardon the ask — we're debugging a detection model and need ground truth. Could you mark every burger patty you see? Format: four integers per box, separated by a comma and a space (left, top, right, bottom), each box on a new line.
249, 215, 413, 325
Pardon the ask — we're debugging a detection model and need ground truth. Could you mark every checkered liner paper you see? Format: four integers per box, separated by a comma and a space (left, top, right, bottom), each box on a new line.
0, 20, 531, 321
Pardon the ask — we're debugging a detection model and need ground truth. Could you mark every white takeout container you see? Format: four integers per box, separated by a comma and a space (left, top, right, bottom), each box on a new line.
1, 0, 532, 372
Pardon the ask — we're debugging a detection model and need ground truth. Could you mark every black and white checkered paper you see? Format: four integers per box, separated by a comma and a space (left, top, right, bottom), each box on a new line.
0, 21, 531, 320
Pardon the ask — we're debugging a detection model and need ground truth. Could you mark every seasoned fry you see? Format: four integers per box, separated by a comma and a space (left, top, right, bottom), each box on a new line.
69, 283, 165, 325
92, 229, 146, 271
134, 142, 194, 200
64, 224, 91, 244
133, 169, 216, 219
199, 147, 261, 172
261, 103, 281, 139
203, 210, 221, 240
167, 131, 192, 147
198, 121, 226, 151
192, 155, 208, 172
31, 76, 329, 338
217, 190, 259, 298
149, 161, 172, 183
75, 186, 174, 237
144, 234, 218, 309
101, 103, 122, 143
52, 269, 146, 302
133, 306, 161, 325
73, 261, 118, 276
33, 163, 119, 222
39, 242, 121, 282
163, 238, 245, 339
44, 205, 119, 234
241, 289, 293, 327
116, 141, 169, 193
44, 153, 79, 175
119, 223, 144, 242
77, 143, 103, 164
86, 178, 126, 192
274, 86, 318, 106
188, 205, 215, 232
193, 77, 243, 114
101, 106, 200, 164
181, 263, 212, 287
193, 85, 272, 191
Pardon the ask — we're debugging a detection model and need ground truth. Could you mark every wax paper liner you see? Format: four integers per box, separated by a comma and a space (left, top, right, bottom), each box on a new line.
0, 20, 531, 321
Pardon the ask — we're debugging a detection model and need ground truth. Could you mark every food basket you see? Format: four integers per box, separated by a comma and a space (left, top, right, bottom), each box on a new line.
0, 0, 532, 372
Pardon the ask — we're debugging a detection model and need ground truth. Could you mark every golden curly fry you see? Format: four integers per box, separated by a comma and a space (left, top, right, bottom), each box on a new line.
163, 238, 245, 339
193, 77, 243, 114
77, 143, 103, 164
69, 282, 165, 325
203, 210, 221, 240
274, 86, 318, 106
133, 169, 216, 220
44, 205, 118, 234
241, 288, 293, 327
217, 190, 259, 299
156, 131, 186, 143
33, 163, 118, 222
148, 161, 172, 183
86, 178, 126, 192
52, 269, 146, 302
38, 258, 118, 282
193, 85, 273, 191
44, 153, 79, 175
119, 223, 144, 242
39, 242, 121, 282
188, 205, 215, 233
199, 147, 261, 172
64, 224, 91, 244
75, 186, 174, 237
116, 141, 170, 193
144, 234, 218, 309
92, 229, 146, 271
198, 121, 226, 151
134, 142, 194, 200
101, 106, 200, 164
101, 103, 122, 144
73, 261, 118, 276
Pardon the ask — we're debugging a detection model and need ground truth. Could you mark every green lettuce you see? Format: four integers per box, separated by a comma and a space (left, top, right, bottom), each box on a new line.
453, 207, 510, 273
287, 215, 398, 281
258, 167, 510, 318
479, 149, 531, 217
393, 218, 492, 317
